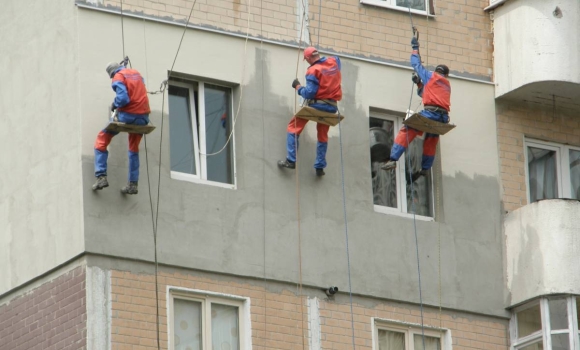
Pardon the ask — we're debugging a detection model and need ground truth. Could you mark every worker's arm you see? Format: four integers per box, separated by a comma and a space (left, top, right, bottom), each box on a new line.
411, 51, 432, 85
296, 74, 319, 100
112, 81, 131, 108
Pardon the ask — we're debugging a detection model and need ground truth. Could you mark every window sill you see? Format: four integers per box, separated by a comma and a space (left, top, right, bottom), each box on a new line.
359, 0, 435, 18
170, 171, 236, 190
373, 205, 434, 222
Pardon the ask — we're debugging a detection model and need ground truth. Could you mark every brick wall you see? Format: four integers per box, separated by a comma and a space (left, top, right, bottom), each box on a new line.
0, 267, 87, 350
80, 0, 493, 79
110, 269, 508, 349
496, 100, 580, 212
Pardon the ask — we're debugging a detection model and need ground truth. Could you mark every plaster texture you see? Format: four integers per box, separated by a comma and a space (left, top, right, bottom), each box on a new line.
505, 199, 580, 307
77, 10, 505, 316
0, 0, 84, 295
493, 0, 580, 109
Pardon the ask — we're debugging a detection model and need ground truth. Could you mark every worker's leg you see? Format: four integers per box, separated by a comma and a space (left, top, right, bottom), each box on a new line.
286, 116, 309, 163
390, 126, 422, 161
314, 123, 330, 169
94, 130, 117, 177
422, 133, 439, 170
128, 133, 144, 182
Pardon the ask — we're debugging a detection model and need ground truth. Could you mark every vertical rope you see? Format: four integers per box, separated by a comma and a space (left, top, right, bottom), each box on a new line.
338, 122, 357, 350
316, 0, 322, 49
120, 0, 125, 57
294, 2, 308, 349
260, 0, 269, 347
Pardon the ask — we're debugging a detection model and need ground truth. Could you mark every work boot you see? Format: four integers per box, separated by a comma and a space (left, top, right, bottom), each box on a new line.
120, 181, 138, 195
380, 160, 397, 171
408, 169, 429, 184
277, 159, 296, 169
92, 176, 109, 191
316, 168, 325, 177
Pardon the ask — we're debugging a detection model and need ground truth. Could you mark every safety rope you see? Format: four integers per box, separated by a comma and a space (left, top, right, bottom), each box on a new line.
138, 1, 198, 350
294, 2, 307, 348
406, 6, 426, 350
198, 0, 252, 157
337, 122, 357, 350
120, 0, 125, 57
316, 0, 322, 48
259, 0, 270, 348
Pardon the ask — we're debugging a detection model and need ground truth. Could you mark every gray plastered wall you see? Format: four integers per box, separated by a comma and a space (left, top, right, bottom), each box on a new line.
0, 0, 85, 295
78, 9, 507, 317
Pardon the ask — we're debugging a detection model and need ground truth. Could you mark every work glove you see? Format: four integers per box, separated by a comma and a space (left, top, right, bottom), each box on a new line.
110, 102, 117, 112
292, 79, 301, 89
411, 37, 420, 50
411, 73, 421, 84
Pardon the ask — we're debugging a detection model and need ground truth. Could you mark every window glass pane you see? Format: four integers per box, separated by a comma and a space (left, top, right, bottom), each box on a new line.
370, 118, 397, 208
169, 85, 197, 175
378, 329, 405, 350
174, 299, 202, 350
396, 0, 426, 11
405, 136, 433, 217
211, 303, 239, 350
519, 342, 544, 350
204, 84, 233, 184
551, 334, 570, 350
414, 334, 441, 350
549, 297, 568, 330
576, 297, 580, 323
527, 146, 558, 202
569, 149, 580, 199
517, 304, 542, 338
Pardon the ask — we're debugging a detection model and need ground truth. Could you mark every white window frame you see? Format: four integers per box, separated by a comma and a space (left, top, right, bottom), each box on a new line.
510, 296, 580, 350
372, 318, 451, 350
168, 80, 237, 190
371, 113, 435, 221
359, 0, 434, 16
168, 287, 251, 350
524, 139, 580, 202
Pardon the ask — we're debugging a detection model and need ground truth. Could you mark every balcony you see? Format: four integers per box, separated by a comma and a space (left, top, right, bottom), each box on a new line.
504, 199, 580, 307
489, 0, 580, 111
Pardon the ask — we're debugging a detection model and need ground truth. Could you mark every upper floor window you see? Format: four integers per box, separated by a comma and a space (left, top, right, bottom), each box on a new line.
168, 79, 236, 189
369, 113, 434, 218
374, 321, 446, 350
525, 139, 580, 202
511, 296, 580, 349
169, 290, 248, 350
360, 0, 432, 15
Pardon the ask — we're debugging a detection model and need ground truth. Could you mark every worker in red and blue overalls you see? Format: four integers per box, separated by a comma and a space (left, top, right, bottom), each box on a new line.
92, 61, 151, 195
278, 47, 342, 177
381, 35, 451, 182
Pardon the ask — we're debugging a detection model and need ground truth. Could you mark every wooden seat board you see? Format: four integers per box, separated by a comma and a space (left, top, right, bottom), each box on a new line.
104, 121, 156, 134
402, 113, 456, 135
295, 106, 345, 127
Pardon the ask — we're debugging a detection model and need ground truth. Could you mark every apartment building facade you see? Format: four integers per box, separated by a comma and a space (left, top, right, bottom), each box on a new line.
0, 0, 575, 349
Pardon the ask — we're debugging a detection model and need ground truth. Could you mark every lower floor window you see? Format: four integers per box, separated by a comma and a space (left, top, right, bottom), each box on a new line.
170, 291, 246, 350
512, 296, 580, 349
375, 322, 444, 350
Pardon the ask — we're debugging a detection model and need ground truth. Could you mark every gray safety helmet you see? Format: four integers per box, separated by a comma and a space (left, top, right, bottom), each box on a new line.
106, 62, 121, 78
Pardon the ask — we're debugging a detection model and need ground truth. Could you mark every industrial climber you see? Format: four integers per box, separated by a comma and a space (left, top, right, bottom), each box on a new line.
92, 61, 151, 195
278, 47, 342, 177
381, 35, 451, 182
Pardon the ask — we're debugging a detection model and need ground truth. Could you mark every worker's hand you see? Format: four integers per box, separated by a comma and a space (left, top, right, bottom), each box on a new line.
292, 79, 301, 89
411, 73, 421, 84
110, 102, 117, 112
411, 37, 420, 50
